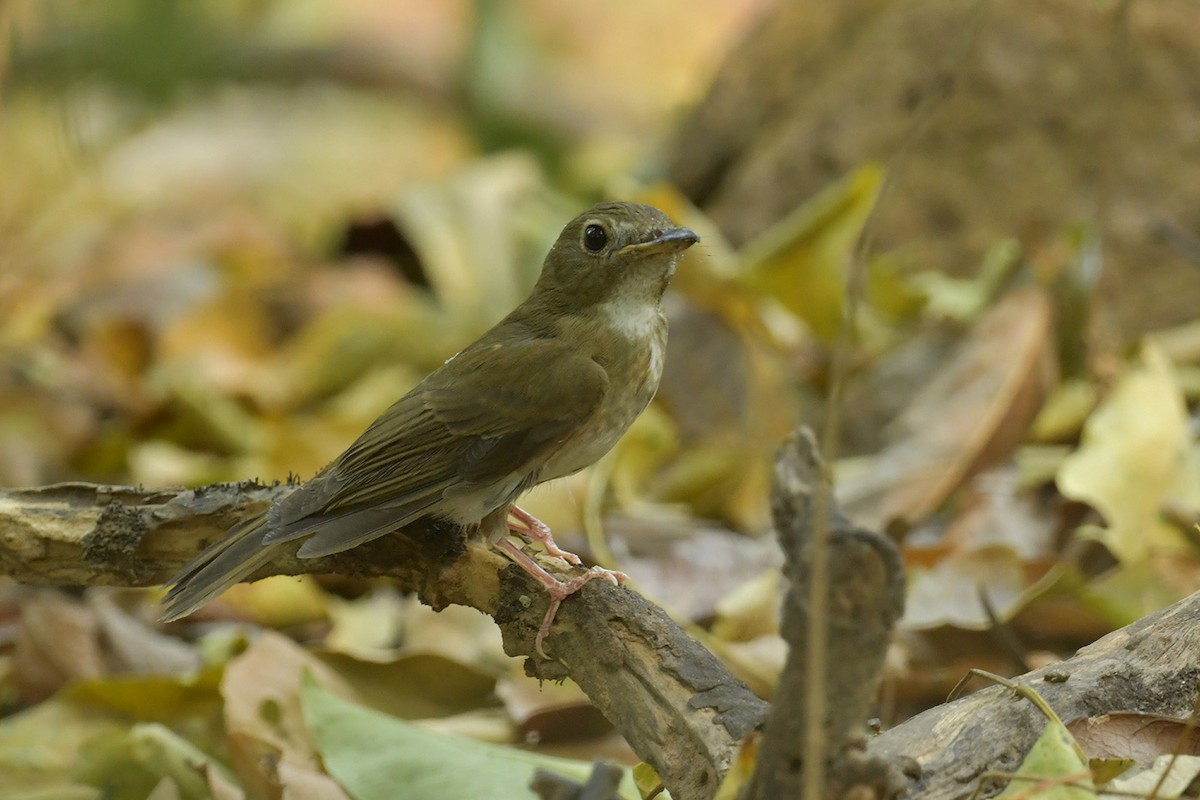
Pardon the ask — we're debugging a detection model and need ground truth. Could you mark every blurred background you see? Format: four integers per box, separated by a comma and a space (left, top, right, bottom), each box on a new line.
2, 1, 1200, 798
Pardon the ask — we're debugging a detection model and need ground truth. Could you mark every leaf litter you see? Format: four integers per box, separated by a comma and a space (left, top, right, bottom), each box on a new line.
2, 1, 1200, 797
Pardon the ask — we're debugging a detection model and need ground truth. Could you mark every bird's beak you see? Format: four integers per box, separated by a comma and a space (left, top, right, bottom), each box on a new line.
621, 226, 700, 255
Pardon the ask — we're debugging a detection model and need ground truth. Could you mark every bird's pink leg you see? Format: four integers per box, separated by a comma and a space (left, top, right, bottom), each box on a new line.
493, 537, 627, 659
507, 504, 581, 565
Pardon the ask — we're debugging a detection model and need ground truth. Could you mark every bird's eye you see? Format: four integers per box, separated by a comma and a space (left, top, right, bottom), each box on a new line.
583, 224, 608, 253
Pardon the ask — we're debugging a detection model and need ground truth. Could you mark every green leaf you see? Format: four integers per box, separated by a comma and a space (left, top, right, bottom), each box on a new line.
1099, 754, 1200, 798
0, 699, 124, 797
994, 720, 1093, 799
300, 673, 639, 800
73, 722, 230, 800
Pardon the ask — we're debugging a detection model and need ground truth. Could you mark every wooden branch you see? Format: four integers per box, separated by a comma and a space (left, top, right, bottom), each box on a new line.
748, 429, 910, 799
0, 482, 767, 800
868, 589, 1200, 799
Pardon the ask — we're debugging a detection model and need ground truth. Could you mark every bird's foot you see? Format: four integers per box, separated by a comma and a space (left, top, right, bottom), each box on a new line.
507, 504, 582, 565
533, 567, 626, 659
493, 537, 627, 659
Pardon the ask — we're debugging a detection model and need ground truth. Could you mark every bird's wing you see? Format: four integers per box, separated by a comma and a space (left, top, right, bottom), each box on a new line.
261, 337, 608, 551
423, 339, 609, 482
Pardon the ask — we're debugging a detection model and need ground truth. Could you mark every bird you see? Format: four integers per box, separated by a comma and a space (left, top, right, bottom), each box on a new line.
161, 201, 699, 657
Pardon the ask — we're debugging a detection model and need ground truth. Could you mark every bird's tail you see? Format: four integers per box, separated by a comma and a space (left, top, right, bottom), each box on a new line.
160, 513, 286, 622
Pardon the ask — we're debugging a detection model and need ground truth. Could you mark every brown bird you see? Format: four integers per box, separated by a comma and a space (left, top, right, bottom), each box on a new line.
161, 201, 698, 656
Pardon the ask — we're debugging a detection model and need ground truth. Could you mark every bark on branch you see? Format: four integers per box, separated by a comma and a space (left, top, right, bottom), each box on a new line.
748, 428, 911, 799
0, 481, 767, 800
869, 590, 1200, 799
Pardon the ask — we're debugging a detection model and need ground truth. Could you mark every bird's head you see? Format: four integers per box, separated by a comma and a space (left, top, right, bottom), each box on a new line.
533, 202, 699, 310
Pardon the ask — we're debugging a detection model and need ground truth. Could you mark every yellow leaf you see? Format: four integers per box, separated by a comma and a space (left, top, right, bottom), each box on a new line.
1030, 379, 1098, 443
710, 570, 780, 642
218, 575, 327, 628
739, 165, 884, 341
1057, 345, 1200, 563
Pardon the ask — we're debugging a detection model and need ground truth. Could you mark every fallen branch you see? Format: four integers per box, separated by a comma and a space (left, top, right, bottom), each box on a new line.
868, 588, 1200, 799
0, 481, 767, 800
747, 429, 911, 799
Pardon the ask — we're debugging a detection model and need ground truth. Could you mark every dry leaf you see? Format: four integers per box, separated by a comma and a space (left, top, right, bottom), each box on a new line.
88, 589, 201, 674
14, 592, 106, 703
495, 671, 610, 744
220, 632, 352, 792
1058, 344, 1200, 563
1069, 713, 1200, 767
839, 286, 1056, 531
903, 547, 1026, 630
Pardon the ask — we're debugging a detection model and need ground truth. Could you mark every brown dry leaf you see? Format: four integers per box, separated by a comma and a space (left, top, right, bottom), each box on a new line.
839, 286, 1056, 531
612, 522, 782, 623
1069, 713, 1200, 767
515, 0, 760, 134
275, 760, 351, 800
87, 589, 201, 675
894, 466, 1061, 632
494, 669, 610, 745
939, 467, 1060, 562
530, 732, 639, 767
0, 385, 97, 486
220, 632, 353, 797
416, 709, 516, 745
225, 730, 349, 800
13, 591, 106, 704
206, 764, 247, 800
903, 547, 1026, 630
221, 627, 500, 796
1058, 344, 1200, 563
96, 86, 471, 236
311, 651, 498, 722
78, 317, 154, 405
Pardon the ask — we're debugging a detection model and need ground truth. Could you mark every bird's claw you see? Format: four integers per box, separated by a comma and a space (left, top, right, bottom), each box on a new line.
532, 566, 628, 658
507, 505, 583, 566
